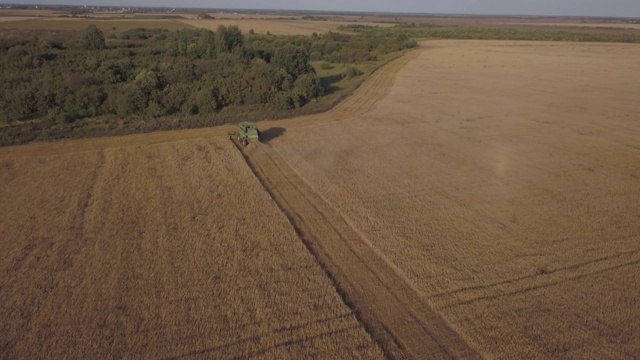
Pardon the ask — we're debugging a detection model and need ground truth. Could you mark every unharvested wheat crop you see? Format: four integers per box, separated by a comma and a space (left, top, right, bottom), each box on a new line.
0, 138, 382, 359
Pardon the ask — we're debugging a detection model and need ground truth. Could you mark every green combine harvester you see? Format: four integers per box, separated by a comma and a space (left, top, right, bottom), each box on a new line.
231, 121, 261, 146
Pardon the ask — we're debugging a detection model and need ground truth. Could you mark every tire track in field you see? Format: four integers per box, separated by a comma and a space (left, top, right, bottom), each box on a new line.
432, 247, 640, 311
161, 313, 355, 359
237, 142, 480, 360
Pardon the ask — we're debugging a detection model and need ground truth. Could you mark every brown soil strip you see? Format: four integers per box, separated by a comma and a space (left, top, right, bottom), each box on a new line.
236, 141, 480, 360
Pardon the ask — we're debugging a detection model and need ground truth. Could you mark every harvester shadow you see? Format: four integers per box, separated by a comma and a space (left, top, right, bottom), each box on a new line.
261, 127, 286, 143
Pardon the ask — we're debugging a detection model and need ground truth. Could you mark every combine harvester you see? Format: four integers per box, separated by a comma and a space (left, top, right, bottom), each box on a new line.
230, 121, 261, 146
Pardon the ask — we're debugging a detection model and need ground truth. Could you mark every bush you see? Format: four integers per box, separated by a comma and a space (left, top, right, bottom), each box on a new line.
343, 66, 363, 79
292, 74, 324, 106
310, 51, 322, 61
80, 25, 105, 50
329, 51, 341, 63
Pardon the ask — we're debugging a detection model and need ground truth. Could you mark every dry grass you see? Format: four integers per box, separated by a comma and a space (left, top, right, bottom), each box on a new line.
270, 40, 640, 358
0, 138, 382, 358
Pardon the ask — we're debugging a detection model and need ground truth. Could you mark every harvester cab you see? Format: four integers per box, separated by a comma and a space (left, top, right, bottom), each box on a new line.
231, 122, 261, 146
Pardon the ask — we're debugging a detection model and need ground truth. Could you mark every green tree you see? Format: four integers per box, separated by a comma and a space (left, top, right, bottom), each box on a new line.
215, 25, 244, 53
271, 45, 314, 80
96, 59, 135, 84
135, 69, 165, 95
197, 30, 217, 58
80, 25, 105, 50
292, 74, 324, 107
160, 82, 191, 114
309, 51, 322, 61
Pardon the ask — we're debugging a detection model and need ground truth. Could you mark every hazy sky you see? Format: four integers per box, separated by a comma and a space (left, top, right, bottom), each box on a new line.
7, 0, 640, 17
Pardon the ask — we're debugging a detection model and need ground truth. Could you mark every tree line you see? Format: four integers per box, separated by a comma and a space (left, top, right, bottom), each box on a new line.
340, 23, 640, 43
0, 25, 417, 146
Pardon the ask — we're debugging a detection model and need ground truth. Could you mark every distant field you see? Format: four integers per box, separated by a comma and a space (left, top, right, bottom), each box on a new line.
0, 18, 193, 32
0, 16, 38, 23
183, 19, 391, 35
505, 22, 640, 30
1, 9, 637, 36
0, 9, 58, 17
0, 137, 383, 359
0, 9, 386, 36
0, 16, 386, 36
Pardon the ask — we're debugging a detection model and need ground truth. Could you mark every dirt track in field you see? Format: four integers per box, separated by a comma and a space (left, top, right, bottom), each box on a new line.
238, 141, 479, 359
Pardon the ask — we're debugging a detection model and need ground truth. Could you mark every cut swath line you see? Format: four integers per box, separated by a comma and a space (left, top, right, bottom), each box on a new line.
235, 141, 480, 360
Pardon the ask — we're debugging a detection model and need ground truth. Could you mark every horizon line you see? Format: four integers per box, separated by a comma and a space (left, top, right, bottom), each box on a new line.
2, 3, 640, 20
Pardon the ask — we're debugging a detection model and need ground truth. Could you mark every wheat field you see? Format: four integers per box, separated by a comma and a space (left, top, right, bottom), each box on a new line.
270, 40, 640, 358
1, 40, 639, 358
0, 138, 382, 359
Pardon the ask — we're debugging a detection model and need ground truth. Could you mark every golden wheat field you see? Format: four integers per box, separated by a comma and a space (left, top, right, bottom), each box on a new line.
0, 138, 383, 359
270, 40, 640, 358
1, 39, 640, 359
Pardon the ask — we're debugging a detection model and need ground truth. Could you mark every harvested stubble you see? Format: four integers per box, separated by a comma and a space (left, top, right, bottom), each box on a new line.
271, 40, 640, 358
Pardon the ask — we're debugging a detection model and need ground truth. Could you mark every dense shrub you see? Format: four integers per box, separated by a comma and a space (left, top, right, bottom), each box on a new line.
343, 66, 363, 79
80, 25, 105, 50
